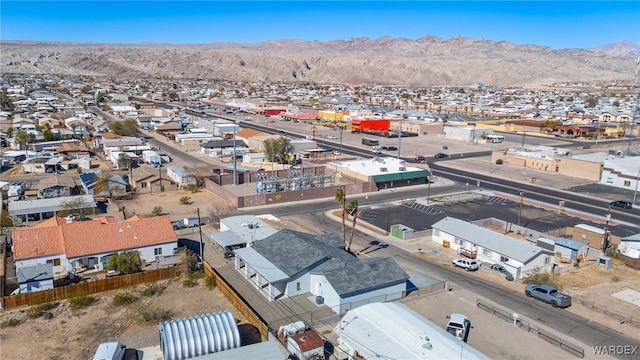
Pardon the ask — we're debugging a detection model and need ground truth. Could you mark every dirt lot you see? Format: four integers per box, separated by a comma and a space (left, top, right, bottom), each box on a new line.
0, 275, 248, 360
107, 189, 230, 222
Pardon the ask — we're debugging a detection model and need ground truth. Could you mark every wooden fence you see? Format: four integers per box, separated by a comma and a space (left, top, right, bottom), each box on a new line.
1, 266, 184, 309
202, 261, 269, 341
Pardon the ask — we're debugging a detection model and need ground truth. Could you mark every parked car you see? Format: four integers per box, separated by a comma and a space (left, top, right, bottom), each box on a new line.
434, 152, 449, 159
446, 313, 471, 342
332, 150, 341, 156
414, 155, 425, 162
489, 264, 515, 281
172, 221, 186, 230
610, 200, 633, 209
452, 258, 479, 271
525, 284, 572, 308
382, 146, 398, 151
326, 135, 338, 140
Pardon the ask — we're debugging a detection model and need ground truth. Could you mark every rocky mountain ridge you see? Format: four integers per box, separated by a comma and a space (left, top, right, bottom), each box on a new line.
1, 37, 638, 87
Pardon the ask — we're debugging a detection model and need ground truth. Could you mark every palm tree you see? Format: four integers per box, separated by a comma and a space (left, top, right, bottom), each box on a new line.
345, 200, 359, 252
334, 188, 347, 246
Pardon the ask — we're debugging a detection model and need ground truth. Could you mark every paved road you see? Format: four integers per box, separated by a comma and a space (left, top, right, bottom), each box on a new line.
139, 101, 640, 357
296, 212, 640, 360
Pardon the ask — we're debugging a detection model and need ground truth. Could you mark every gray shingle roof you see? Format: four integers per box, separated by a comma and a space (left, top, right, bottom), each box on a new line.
322, 257, 409, 297
17, 263, 54, 283
432, 217, 550, 263
250, 229, 351, 277
247, 229, 408, 295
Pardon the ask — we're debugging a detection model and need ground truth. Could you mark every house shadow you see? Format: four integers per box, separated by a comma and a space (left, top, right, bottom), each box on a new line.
54, 274, 83, 287
237, 323, 262, 346
405, 279, 418, 296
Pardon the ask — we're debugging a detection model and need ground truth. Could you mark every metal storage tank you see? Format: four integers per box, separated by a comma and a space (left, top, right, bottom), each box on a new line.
159, 310, 241, 360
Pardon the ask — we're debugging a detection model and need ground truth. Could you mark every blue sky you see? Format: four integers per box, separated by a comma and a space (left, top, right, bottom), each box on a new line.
2, 1, 639, 49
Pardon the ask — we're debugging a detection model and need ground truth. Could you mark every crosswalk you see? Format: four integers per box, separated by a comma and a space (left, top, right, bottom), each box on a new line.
401, 201, 445, 215
483, 196, 513, 206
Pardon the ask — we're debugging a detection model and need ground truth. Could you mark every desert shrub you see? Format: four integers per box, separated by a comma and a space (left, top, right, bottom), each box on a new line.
151, 206, 163, 216
137, 305, 172, 322
26, 302, 59, 318
182, 277, 198, 287
185, 184, 198, 193
179, 196, 192, 205
205, 276, 217, 290
523, 267, 563, 290
495, 158, 503, 165
113, 291, 139, 306
1, 317, 22, 327
140, 283, 165, 297
69, 291, 95, 309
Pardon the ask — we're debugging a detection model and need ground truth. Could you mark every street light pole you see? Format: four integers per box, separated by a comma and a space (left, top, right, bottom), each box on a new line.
339, 127, 343, 154
521, 131, 526, 147
517, 191, 525, 226
489, 139, 494, 172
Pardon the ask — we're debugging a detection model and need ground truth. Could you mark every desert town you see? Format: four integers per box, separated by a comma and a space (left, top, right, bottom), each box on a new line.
1, 68, 640, 360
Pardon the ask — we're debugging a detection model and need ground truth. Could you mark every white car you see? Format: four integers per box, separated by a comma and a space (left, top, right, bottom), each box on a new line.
326, 135, 338, 140
452, 258, 479, 271
332, 150, 341, 156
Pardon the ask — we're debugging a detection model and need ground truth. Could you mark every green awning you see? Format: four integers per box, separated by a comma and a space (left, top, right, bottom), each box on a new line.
372, 169, 430, 183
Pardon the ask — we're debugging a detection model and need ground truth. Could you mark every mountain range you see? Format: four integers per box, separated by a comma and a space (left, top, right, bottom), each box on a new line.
1, 37, 639, 87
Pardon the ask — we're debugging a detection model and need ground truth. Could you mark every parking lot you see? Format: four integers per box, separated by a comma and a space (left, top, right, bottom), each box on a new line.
358, 194, 636, 238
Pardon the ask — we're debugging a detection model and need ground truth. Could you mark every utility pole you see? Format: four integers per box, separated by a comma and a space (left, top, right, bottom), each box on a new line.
427, 172, 432, 205
517, 191, 525, 226
233, 127, 237, 186
521, 131, 526, 147
385, 207, 390, 235
602, 207, 612, 253
158, 165, 163, 192
197, 207, 204, 262
397, 125, 402, 159
339, 127, 343, 154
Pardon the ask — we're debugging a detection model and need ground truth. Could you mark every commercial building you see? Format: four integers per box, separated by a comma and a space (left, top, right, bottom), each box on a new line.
326, 157, 430, 191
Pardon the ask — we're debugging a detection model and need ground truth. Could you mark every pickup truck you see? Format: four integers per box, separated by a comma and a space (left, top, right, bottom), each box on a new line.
525, 284, 571, 308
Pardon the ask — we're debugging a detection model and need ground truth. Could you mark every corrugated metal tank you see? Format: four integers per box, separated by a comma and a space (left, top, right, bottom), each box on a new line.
159, 310, 241, 360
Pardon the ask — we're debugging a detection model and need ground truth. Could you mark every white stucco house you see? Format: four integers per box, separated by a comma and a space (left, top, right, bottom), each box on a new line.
233, 229, 408, 314
431, 217, 554, 279
12, 215, 178, 279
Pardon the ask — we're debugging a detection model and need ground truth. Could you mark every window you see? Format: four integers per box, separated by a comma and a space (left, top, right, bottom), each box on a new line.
433, 229, 440, 237
141, 182, 147, 188
500, 256, 509, 262
154, 248, 162, 256
454, 238, 466, 247
296, 282, 301, 291
482, 249, 492, 257
544, 257, 551, 264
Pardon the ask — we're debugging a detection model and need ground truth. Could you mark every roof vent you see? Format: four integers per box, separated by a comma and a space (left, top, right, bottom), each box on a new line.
380, 167, 388, 172
399, 167, 407, 171
65, 216, 73, 224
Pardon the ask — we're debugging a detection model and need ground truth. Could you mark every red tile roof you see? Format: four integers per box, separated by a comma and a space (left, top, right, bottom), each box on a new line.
12, 216, 178, 260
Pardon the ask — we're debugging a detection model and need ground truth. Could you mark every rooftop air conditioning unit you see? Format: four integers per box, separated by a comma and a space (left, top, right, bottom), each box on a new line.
399, 167, 407, 171
380, 167, 388, 172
